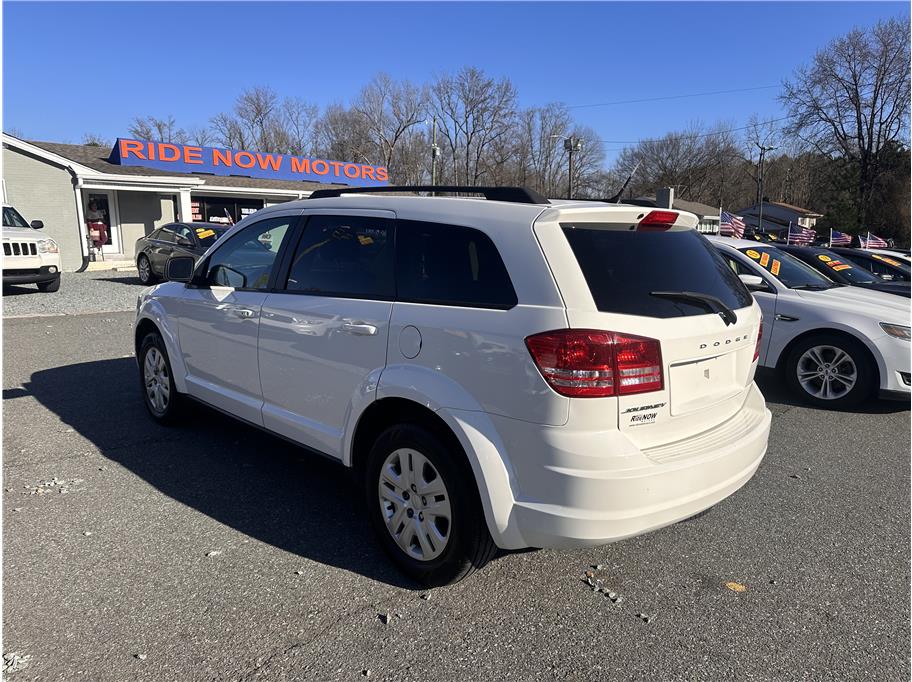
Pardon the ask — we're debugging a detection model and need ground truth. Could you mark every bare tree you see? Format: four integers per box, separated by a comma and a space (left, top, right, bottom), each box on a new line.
781, 18, 911, 229
129, 115, 188, 143
352, 74, 427, 168
211, 86, 319, 154
82, 133, 110, 147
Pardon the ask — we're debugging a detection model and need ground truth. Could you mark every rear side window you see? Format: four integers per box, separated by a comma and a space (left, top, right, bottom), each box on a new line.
561, 225, 753, 317
285, 215, 394, 299
396, 220, 517, 309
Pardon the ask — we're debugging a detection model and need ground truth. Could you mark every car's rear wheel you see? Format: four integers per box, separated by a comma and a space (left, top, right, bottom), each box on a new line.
137, 255, 157, 285
138, 332, 181, 423
37, 276, 60, 293
784, 334, 875, 408
364, 423, 497, 586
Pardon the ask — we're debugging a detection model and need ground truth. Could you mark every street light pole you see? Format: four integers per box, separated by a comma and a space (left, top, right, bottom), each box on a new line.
564, 136, 583, 199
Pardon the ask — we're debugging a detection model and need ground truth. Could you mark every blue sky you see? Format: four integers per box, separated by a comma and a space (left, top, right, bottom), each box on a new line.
3, 1, 908, 163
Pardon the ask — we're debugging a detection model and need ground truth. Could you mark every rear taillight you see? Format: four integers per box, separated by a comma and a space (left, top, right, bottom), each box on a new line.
637, 210, 677, 231
753, 322, 762, 362
525, 329, 663, 398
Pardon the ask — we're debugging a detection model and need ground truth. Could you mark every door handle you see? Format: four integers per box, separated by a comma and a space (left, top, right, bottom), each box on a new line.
341, 322, 378, 336
232, 308, 257, 319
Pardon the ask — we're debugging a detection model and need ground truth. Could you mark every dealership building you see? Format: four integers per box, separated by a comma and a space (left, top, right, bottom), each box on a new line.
2, 134, 386, 271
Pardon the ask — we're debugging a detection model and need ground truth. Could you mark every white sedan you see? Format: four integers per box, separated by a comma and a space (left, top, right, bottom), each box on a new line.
710, 236, 910, 407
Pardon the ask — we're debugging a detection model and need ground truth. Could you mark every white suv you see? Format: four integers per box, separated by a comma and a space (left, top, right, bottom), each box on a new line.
134, 187, 771, 585
2, 204, 62, 292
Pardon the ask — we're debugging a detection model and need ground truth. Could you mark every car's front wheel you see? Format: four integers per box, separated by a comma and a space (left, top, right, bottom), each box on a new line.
784, 334, 876, 408
137, 255, 157, 285
37, 276, 60, 293
364, 423, 497, 586
138, 331, 182, 423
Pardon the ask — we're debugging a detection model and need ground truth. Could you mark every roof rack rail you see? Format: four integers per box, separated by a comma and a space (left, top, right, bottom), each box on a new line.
307, 185, 550, 205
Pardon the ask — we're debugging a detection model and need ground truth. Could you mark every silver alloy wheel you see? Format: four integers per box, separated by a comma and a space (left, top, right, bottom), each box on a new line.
378, 448, 452, 561
138, 256, 151, 283
143, 347, 171, 414
796, 344, 857, 400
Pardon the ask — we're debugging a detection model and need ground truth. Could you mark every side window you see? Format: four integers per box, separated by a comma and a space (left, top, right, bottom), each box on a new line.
396, 220, 517, 309
173, 225, 193, 243
284, 215, 394, 299
157, 227, 177, 244
147, 228, 162, 240
204, 216, 293, 290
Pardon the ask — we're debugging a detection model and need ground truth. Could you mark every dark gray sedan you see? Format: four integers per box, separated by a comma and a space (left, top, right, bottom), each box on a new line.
135, 222, 228, 284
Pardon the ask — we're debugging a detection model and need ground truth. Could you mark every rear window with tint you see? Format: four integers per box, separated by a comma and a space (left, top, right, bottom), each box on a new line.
561, 225, 753, 317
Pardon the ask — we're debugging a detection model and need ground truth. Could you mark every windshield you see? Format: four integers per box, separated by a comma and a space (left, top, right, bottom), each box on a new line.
2, 206, 29, 228
810, 253, 881, 284
739, 247, 837, 290
193, 225, 228, 247
561, 226, 753, 318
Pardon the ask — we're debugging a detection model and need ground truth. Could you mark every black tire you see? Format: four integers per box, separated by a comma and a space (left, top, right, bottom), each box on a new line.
137, 255, 157, 285
37, 276, 60, 293
364, 423, 497, 586
784, 333, 876, 408
138, 331, 183, 424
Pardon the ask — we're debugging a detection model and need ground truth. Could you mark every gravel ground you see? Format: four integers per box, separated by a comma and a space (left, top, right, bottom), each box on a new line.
2, 311, 910, 681
2, 270, 145, 318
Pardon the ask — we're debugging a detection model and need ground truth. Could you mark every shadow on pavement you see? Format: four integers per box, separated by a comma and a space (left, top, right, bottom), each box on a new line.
2, 284, 43, 296
92, 276, 144, 286
755, 367, 909, 414
20, 357, 416, 589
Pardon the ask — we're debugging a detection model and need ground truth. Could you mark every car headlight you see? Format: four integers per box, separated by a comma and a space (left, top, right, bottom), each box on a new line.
37, 238, 59, 254
880, 323, 911, 340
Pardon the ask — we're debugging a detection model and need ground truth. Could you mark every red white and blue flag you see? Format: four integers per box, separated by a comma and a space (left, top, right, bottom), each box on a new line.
786, 222, 816, 245
860, 232, 889, 248
829, 229, 852, 246
720, 211, 746, 238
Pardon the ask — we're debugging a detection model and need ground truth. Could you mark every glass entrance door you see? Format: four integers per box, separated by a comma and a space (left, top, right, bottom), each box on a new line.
84, 191, 120, 254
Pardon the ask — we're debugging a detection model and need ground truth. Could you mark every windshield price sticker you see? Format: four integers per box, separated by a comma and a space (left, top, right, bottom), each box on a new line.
818, 254, 832, 262
872, 254, 901, 266
771, 259, 781, 276
195, 228, 216, 239
745, 249, 761, 259
759, 252, 771, 267
832, 264, 852, 271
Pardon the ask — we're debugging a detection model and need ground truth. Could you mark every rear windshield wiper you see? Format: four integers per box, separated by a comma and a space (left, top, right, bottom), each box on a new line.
650, 291, 738, 326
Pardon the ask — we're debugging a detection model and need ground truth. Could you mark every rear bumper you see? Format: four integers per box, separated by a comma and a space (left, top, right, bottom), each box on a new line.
3, 265, 60, 285
479, 383, 771, 550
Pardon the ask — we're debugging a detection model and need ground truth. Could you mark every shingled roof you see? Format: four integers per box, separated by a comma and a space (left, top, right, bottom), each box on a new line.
26, 140, 346, 192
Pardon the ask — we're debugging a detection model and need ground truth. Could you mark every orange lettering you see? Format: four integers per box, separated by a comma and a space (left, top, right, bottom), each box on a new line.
213, 149, 233, 166
376, 167, 388, 182
235, 151, 255, 169
158, 143, 180, 162
183, 146, 203, 164
312, 160, 329, 175
361, 165, 375, 180
120, 139, 146, 160
291, 157, 311, 174
329, 160, 344, 176
256, 153, 282, 171
343, 164, 360, 179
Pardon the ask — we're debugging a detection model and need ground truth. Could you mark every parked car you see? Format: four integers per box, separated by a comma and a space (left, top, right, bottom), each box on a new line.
829, 247, 912, 283
776, 244, 910, 297
134, 187, 771, 585
710, 236, 910, 408
862, 248, 912, 266
135, 222, 228, 285
2, 204, 61, 292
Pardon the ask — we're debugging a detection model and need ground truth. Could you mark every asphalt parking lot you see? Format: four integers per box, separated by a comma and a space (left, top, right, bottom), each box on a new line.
2, 285, 910, 680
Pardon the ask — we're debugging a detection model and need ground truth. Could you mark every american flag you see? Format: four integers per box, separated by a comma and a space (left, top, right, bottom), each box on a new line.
720, 211, 746, 238
829, 229, 852, 246
860, 232, 889, 248
787, 222, 816, 245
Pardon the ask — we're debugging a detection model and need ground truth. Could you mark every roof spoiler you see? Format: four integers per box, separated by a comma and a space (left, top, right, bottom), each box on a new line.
307, 185, 550, 205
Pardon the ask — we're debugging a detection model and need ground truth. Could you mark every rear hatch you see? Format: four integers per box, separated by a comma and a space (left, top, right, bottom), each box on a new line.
533, 206, 762, 450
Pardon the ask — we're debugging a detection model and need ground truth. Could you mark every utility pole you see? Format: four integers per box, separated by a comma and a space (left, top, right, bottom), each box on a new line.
755, 143, 777, 234
564, 136, 582, 199
430, 116, 440, 193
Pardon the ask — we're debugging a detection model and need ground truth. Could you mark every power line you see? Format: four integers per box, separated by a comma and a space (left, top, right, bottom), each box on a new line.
568, 85, 779, 110
598, 115, 794, 146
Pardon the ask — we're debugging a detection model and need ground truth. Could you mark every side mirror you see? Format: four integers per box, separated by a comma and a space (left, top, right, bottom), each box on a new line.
30, 220, 44, 229
739, 274, 769, 292
166, 256, 195, 283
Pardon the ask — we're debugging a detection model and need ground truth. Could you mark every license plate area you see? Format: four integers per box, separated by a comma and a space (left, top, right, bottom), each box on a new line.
669, 353, 740, 416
